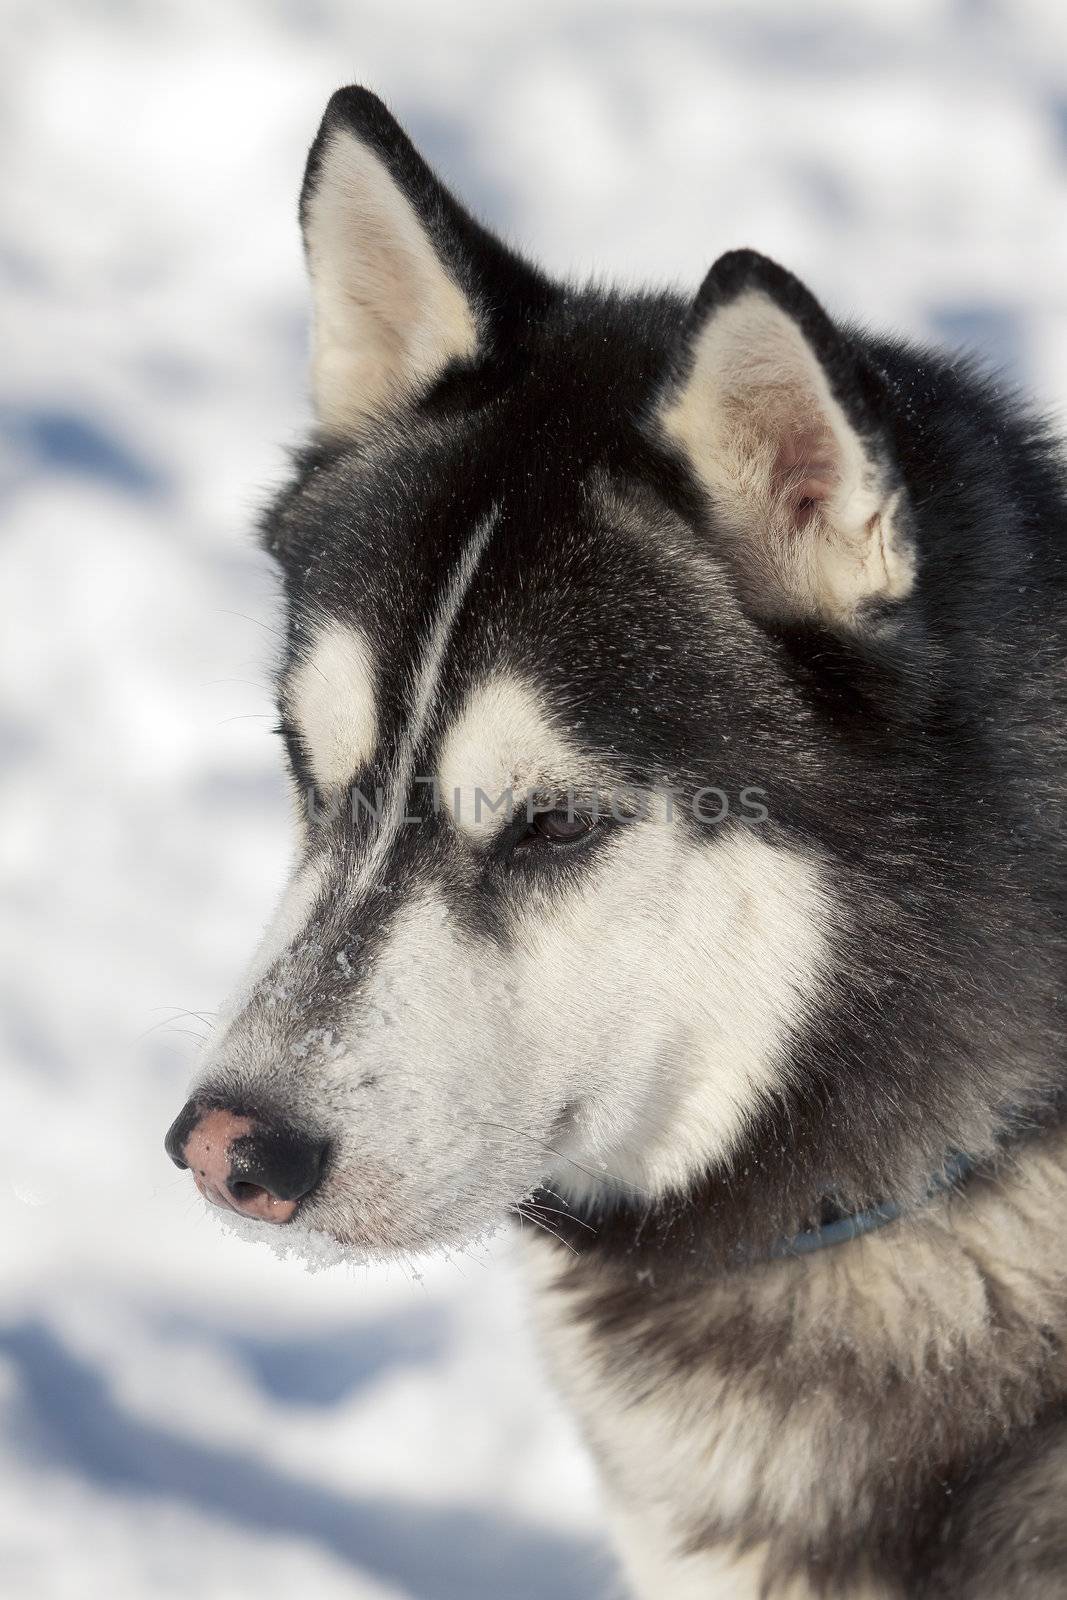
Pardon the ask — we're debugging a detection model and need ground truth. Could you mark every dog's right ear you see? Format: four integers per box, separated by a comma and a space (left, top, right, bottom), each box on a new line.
654, 251, 914, 629
300, 88, 544, 439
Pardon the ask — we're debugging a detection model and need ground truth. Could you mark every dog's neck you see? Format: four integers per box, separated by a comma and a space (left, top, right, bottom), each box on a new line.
527, 1090, 1067, 1272
758, 1147, 978, 1261
522, 1122, 1067, 1598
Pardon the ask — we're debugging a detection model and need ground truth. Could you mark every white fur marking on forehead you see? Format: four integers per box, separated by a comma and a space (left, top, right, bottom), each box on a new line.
352, 511, 499, 887
438, 674, 574, 840
288, 620, 377, 789
409, 512, 498, 743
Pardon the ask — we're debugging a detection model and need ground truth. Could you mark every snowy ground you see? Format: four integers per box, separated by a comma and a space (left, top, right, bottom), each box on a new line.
3, 2, 1067, 1596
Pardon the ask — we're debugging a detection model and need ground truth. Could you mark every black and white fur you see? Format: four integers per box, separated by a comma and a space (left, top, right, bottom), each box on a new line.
171, 88, 1067, 1598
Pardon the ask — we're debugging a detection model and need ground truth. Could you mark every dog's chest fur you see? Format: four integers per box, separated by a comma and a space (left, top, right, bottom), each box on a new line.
522, 1130, 1067, 1600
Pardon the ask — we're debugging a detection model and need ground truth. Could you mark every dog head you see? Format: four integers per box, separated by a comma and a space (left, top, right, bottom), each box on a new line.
166, 88, 937, 1260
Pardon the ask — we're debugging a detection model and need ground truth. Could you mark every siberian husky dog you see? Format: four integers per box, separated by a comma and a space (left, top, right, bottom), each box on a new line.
166, 88, 1067, 1599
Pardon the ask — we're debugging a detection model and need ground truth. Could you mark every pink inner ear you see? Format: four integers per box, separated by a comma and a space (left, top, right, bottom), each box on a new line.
775, 424, 839, 523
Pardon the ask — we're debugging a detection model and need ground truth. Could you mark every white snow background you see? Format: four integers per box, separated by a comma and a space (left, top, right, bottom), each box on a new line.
3, 2, 1067, 1596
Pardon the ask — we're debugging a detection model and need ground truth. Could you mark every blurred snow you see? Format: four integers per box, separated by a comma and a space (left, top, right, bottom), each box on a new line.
3, 2, 1067, 1595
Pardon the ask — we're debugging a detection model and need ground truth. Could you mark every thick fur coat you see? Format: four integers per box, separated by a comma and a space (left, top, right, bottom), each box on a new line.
167, 88, 1067, 1598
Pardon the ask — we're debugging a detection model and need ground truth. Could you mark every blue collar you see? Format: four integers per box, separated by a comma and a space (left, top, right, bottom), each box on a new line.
765, 1150, 978, 1260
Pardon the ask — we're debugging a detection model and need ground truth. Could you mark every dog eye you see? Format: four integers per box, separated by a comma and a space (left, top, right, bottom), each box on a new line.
515, 809, 600, 851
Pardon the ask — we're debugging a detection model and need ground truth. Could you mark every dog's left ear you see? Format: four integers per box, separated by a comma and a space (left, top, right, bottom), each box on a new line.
655, 250, 914, 627
300, 87, 547, 438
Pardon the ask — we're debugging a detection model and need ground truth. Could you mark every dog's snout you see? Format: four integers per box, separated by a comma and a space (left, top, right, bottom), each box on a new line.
164, 1100, 326, 1224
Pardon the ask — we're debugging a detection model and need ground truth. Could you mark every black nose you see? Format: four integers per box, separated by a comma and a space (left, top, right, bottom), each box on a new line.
164, 1099, 328, 1223
227, 1122, 328, 1203
164, 1098, 201, 1168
